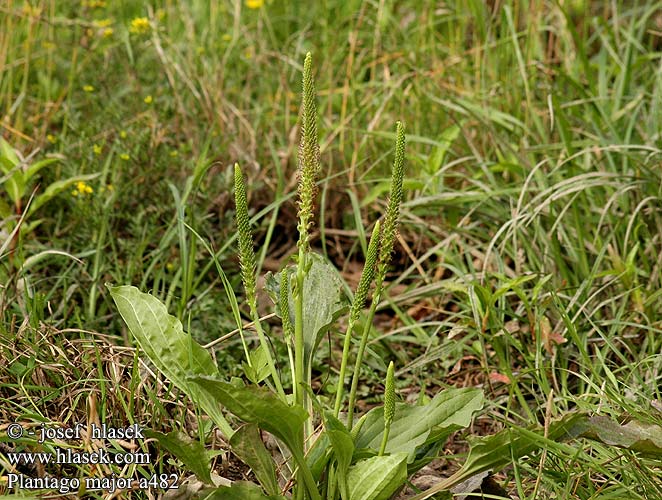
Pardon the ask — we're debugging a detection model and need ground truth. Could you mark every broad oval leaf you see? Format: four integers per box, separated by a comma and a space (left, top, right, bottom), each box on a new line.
355, 388, 484, 461
347, 452, 408, 500
265, 253, 348, 362
108, 285, 232, 437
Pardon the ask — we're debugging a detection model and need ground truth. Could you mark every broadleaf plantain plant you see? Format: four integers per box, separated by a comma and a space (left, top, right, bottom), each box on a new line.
109, 53, 485, 499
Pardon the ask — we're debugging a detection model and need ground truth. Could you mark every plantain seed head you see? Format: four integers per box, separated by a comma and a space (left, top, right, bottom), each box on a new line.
296, 52, 321, 255
279, 267, 294, 342
234, 163, 258, 310
376, 121, 406, 285
350, 220, 381, 324
384, 361, 396, 424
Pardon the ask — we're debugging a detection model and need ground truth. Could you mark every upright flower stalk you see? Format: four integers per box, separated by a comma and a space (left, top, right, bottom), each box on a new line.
294, 52, 320, 414
234, 164, 286, 400
334, 220, 381, 417
379, 361, 396, 456
347, 121, 406, 428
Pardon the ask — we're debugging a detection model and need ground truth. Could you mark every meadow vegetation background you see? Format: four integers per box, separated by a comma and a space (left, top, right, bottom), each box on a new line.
1, 0, 661, 498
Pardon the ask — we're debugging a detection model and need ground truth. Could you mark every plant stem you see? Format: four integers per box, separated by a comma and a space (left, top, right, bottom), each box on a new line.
294, 258, 305, 407
347, 297, 380, 429
379, 360, 395, 456
250, 304, 286, 401
347, 122, 405, 428
294, 252, 313, 443
291, 447, 322, 500
333, 315, 356, 417
294, 50, 319, 446
378, 420, 391, 456
234, 163, 286, 401
334, 221, 381, 418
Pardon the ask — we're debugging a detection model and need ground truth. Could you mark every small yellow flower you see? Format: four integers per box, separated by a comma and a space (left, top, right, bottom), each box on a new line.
120, 153, 130, 160
102, 27, 114, 37
166, 262, 175, 272
244, 49, 252, 59
93, 144, 102, 155
83, 85, 95, 92
73, 181, 93, 196
169, 150, 178, 157
106, 184, 114, 191
47, 134, 57, 144
129, 17, 151, 35
245, 0, 264, 9
119, 130, 127, 139
222, 33, 232, 42
22, 4, 41, 16
196, 46, 205, 55
144, 95, 153, 104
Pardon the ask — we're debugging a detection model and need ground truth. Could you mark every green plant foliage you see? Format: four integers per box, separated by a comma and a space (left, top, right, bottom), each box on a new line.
109, 53, 486, 500
323, 412, 355, 500
409, 413, 587, 499
265, 252, 349, 364
205, 481, 287, 500
346, 452, 408, 500
4, 1, 662, 498
107, 284, 232, 437
230, 424, 281, 496
375, 121, 406, 282
143, 429, 213, 485
355, 387, 484, 461
187, 376, 307, 453
347, 121, 407, 428
573, 416, 662, 455
188, 375, 320, 500
0, 138, 95, 218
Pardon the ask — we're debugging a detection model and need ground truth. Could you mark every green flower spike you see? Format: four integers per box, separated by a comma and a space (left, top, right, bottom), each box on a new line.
234, 164, 258, 310
293, 52, 321, 413
234, 164, 286, 400
279, 267, 294, 342
334, 220, 381, 417
347, 122, 406, 428
375, 121, 406, 287
379, 361, 396, 456
296, 51, 321, 256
